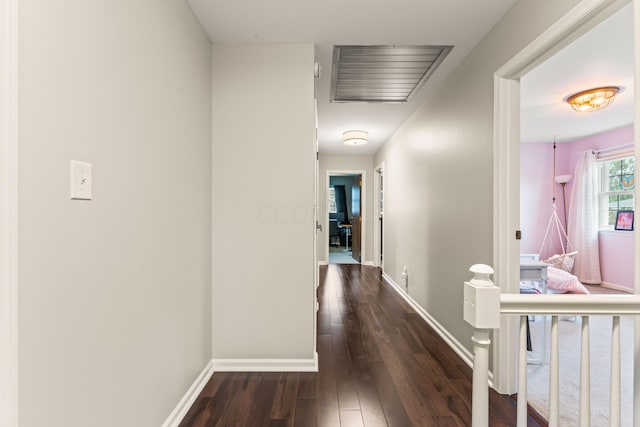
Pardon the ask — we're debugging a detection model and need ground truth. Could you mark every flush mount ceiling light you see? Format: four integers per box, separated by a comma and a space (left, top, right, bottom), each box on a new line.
343, 130, 368, 146
564, 86, 621, 112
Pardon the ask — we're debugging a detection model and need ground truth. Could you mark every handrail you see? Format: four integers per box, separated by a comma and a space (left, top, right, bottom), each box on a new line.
501, 294, 640, 315
464, 264, 640, 427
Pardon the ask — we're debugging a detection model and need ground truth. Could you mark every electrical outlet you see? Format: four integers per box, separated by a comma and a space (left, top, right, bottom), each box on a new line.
70, 160, 92, 200
401, 266, 409, 290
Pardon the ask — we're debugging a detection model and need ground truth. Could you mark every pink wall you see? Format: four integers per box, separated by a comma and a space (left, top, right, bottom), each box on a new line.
521, 124, 635, 291
599, 231, 634, 290
520, 143, 568, 259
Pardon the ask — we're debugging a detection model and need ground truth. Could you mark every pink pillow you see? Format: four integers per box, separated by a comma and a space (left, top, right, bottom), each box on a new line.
546, 266, 590, 294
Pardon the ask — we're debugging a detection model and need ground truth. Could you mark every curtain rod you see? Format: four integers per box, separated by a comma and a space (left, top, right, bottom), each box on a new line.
592, 143, 634, 155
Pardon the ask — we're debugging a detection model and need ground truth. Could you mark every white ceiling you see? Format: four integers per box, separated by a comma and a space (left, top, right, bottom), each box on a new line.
186, 0, 518, 155
520, 4, 634, 144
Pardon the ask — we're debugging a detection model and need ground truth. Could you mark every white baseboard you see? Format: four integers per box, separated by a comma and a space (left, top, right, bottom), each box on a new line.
381, 273, 492, 383
601, 281, 634, 293
162, 359, 215, 427
318, 261, 328, 266
213, 353, 318, 372
362, 261, 374, 266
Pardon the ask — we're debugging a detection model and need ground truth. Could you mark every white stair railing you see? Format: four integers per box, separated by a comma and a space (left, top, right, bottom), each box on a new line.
464, 264, 640, 427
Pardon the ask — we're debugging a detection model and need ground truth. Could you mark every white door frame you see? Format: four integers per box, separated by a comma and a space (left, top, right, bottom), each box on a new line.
492, 0, 635, 394
1, 0, 19, 425
326, 170, 366, 264
373, 163, 385, 269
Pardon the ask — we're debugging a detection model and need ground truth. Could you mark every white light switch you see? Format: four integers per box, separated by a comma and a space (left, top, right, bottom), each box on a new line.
70, 160, 92, 200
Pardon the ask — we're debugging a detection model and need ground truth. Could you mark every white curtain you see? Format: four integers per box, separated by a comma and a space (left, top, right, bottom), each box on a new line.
567, 150, 601, 284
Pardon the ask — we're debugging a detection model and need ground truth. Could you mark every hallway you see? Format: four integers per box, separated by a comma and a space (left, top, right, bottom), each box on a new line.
180, 265, 538, 426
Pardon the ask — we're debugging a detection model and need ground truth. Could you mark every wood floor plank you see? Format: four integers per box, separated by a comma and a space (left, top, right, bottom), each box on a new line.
368, 361, 413, 426
297, 372, 317, 399
340, 410, 365, 427
316, 334, 341, 426
245, 373, 281, 424
212, 372, 260, 427
178, 265, 542, 427
332, 324, 361, 411
178, 397, 214, 427
292, 398, 317, 427
200, 372, 226, 397
270, 372, 299, 421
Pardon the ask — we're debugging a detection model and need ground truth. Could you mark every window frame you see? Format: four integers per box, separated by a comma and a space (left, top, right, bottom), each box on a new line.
328, 186, 337, 214
598, 155, 635, 230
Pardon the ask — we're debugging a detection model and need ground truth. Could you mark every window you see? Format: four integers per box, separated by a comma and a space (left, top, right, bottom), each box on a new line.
328, 186, 337, 213
599, 156, 635, 228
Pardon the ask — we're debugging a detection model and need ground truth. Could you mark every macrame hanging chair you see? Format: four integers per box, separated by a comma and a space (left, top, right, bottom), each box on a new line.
538, 140, 578, 272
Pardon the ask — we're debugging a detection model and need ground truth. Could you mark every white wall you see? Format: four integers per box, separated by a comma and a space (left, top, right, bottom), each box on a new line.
318, 155, 374, 264
373, 0, 583, 352
18, 1, 212, 426
212, 45, 316, 361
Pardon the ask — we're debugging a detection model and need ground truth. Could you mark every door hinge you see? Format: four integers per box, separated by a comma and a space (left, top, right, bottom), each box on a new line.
515, 230, 522, 240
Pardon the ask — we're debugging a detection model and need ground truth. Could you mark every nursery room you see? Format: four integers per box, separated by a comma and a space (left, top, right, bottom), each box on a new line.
519, 3, 635, 424
520, 3, 635, 296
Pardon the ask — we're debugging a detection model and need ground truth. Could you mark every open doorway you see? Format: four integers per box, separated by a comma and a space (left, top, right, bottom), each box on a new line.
327, 172, 364, 264
517, 3, 635, 422
492, 0, 638, 421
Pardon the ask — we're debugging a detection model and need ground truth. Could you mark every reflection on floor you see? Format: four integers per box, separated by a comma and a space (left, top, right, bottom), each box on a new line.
328, 246, 358, 264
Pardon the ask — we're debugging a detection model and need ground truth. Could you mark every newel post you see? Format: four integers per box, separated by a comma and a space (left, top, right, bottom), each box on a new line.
464, 264, 501, 427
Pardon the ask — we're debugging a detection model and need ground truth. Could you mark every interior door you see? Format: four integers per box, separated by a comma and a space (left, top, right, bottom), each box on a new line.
351, 175, 362, 262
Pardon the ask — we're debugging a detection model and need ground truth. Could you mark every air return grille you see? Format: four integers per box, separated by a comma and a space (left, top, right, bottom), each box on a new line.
330, 45, 453, 103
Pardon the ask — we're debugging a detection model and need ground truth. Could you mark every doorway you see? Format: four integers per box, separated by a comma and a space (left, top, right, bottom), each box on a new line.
327, 171, 365, 264
492, 0, 637, 395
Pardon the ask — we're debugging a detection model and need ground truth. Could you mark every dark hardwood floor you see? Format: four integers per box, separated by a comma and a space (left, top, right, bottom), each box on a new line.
179, 264, 541, 426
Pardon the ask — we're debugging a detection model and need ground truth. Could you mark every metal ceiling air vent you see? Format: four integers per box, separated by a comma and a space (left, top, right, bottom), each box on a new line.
330, 45, 453, 103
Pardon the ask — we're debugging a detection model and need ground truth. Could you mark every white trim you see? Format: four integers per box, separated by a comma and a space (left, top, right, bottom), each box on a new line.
318, 260, 329, 266
161, 359, 215, 427
313, 103, 319, 359
325, 169, 367, 264
212, 353, 319, 372
492, 0, 627, 395
381, 273, 497, 385
491, 75, 521, 395
210, 48, 216, 359
1, 0, 19, 426
373, 163, 384, 269
634, 2, 640, 425
599, 229, 635, 236
601, 281, 635, 293
500, 293, 640, 315
362, 261, 374, 267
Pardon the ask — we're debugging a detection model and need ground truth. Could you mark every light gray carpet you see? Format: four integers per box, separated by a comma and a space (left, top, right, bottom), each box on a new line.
526, 310, 634, 426
328, 246, 359, 264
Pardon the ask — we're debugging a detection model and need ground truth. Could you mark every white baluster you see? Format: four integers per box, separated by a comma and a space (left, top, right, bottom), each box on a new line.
610, 316, 621, 426
579, 316, 590, 427
549, 316, 559, 427
517, 315, 528, 427
463, 264, 500, 427
471, 330, 491, 427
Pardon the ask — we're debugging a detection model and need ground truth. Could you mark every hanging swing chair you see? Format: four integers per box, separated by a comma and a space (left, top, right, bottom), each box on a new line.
538, 140, 578, 273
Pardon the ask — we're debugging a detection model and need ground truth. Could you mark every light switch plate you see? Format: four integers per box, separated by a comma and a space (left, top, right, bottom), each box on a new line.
70, 160, 92, 200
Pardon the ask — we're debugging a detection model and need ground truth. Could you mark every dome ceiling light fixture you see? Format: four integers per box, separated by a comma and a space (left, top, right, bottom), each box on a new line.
343, 130, 368, 146
564, 86, 622, 112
